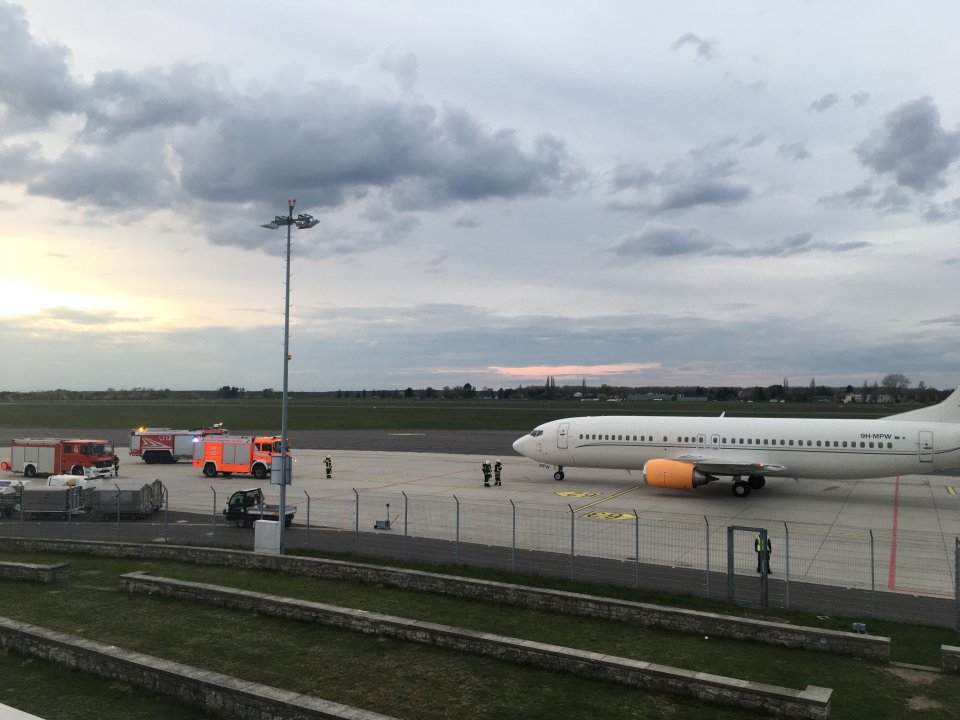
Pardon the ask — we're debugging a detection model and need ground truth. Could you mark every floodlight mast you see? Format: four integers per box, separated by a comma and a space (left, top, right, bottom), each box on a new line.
260, 198, 319, 554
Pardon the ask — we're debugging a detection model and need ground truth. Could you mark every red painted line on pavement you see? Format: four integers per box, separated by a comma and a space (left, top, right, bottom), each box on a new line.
887, 475, 900, 590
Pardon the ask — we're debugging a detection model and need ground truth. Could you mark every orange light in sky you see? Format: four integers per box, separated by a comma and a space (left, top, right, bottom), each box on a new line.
489, 363, 661, 378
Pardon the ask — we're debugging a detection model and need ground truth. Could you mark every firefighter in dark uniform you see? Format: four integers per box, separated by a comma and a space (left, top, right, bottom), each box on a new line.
755, 533, 772, 574
482, 460, 492, 487
494, 460, 502, 486
113, 455, 120, 477
324, 455, 332, 479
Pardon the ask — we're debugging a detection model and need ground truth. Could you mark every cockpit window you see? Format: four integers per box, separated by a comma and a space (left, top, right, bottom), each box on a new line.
530, 429, 544, 437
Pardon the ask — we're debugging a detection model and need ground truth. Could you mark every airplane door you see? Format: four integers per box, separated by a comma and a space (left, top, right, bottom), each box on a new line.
919, 431, 933, 463
557, 423, 569, 449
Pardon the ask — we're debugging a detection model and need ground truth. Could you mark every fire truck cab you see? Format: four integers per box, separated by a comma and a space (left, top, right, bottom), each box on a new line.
10, 439, 115, 479
192, 436, 284, 479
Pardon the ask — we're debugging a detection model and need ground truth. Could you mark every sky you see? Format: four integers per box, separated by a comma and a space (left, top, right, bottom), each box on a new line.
1, 1, 959, 393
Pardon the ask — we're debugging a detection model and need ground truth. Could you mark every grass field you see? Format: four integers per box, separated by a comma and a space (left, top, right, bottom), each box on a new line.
0, 397, 916, 432
0, 549, 958, 720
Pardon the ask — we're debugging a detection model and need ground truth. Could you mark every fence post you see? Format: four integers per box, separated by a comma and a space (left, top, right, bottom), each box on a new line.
569, 504, 575, 581
304, 490, 311, 545
454, 495, 460, 565
18, 481, 24, 521
634, 509, 640, 590
869, 529, 875, 592
704, 515, 710, 599
114, 483, 121, 541
783, 521, 790, 609
162, 482, 169, 542
210, 486, 216, 537
510, 499, 517, 573
353, 488, 359, 552
402, 491, 408, 561
955, 537, 959, 632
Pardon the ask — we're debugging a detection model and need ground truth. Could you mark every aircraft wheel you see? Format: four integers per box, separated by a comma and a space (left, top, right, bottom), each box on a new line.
553, 471, 565, 481
748, 475, 766, 489
732, 480, 751, 497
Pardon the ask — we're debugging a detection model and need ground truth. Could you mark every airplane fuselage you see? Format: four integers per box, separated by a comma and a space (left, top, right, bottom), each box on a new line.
513, 414, 960, 480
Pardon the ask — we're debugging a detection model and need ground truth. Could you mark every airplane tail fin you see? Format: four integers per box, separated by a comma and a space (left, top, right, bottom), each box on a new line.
886, 386, 960, 423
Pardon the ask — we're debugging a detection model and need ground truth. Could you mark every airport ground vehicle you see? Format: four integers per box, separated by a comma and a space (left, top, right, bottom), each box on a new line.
17, 485, 84, 520
222, 487, 295, 528
90, 480, 164, 519
10, 438, 114, 479
129, 424, 229, 464
192, 436, 284, 479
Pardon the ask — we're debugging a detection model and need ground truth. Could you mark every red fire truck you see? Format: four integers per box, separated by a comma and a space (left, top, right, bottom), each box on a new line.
129, 424, 229, 464
192, 436, 285, 479
10, 438, 115, 479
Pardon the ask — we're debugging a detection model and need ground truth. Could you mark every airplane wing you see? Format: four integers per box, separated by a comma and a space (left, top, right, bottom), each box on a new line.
674, 454, 787, 476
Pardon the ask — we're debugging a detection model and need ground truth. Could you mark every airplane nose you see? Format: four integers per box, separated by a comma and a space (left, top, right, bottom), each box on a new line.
512, 436, 527, 455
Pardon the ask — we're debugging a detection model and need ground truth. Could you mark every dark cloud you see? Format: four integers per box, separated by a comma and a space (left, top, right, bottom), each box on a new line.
742, 133, 766, 148
808, 93, 839, 112
656, 180, 751, 211
453, 213, 481, 228
855, 97, 960, 192
609, 162, 656, 191
0, 140, 46, 182
777, 141, 811, 162
0, 2, 82, 131
81, 65, 226, 143
819, 182, 877, 209
608, 225, 869, 260
27, 137, 176, 209
174, 87, 582, 211
924, 198, 960, 223
850, 91, 871, 107
33, 306, 138, 326
671, 32, 717, 61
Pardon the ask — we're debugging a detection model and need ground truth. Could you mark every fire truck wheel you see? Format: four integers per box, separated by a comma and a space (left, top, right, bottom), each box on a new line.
24, 465, 37, 478
203, 463, 218, 478
71, 466, 84, 476
252, 464, 267, 480
236, 519, 246, 528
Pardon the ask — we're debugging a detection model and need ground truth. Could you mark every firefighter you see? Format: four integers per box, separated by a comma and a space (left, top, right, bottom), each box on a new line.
494, 460, 502, 486
113, 454, 119, 477
324, 455, 332, 479
755, 533, 772, 574
482, 460, 492, 487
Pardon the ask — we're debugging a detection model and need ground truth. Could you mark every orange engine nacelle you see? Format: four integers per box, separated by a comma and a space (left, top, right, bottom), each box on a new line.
642, 459, 714, 490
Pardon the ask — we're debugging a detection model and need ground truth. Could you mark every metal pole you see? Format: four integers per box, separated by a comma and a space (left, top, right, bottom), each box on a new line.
783, 521, 790, 608
18, 481, 24, 521
304, 490, 311, 545
278, 199, 295, 555
510, 499, 516, 572
162, 482, 169, 542
704, 515, 710, 599
353, 488, 359, 553
402, 491, 408, 560
569, 504, 575, 581
454, 495, 460, 565
955, 537, 959, 632
114, 483, 121, 541
634, 509, 640, 590
210, 486, 216, 537
869, 529, 875, 591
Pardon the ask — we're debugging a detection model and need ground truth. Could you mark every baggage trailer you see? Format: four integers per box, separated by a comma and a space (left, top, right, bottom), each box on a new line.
222, 487, 296, 528
19, 486, 84, 520
91, 482, 155, 519
0, 486, 19, 517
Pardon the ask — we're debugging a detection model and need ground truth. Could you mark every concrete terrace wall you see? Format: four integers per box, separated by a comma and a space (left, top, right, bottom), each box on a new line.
1, 537, 889, 661
0, 561, 68, 584
944, 645, 960, 673
0, 616, 395, 720
122, 572, 832, 719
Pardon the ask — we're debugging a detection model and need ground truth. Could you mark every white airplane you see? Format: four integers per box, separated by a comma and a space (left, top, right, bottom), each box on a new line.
512, 387, 960, 497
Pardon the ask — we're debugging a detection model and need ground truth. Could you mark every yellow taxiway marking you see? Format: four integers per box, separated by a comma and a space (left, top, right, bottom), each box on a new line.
573, 483, 646, 514
947, 486, 957, 496
555, 491, 601, 498
584, 510, 636, 521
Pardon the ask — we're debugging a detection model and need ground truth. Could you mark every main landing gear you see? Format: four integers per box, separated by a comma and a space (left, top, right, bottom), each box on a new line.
731, 475, 766, 497
554, 466, 565, 481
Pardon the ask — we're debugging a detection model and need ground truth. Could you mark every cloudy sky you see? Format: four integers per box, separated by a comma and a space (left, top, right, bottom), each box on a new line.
2, 1, 959, 393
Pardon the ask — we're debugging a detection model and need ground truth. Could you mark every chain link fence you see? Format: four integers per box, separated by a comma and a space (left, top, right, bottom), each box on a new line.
1, 484, 956, 628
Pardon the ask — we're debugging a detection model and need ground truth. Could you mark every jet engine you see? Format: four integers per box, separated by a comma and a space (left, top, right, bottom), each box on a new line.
642, 459, 716, 490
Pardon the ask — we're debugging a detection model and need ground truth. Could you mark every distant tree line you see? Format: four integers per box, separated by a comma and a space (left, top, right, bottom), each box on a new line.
0, 373, 950, 404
